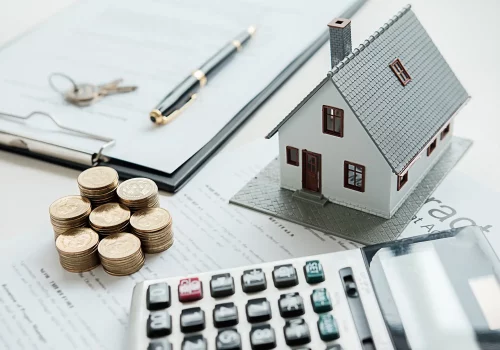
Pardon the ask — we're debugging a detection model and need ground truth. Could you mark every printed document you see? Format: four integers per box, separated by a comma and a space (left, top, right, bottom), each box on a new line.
0, 139, 359, 350
0, 0, 360, 173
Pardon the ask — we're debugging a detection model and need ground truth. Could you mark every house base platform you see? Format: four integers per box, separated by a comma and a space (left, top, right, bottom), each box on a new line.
230, 136, 472, 245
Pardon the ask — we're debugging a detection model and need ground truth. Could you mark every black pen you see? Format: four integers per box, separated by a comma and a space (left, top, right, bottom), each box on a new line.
150, 26, 256, 125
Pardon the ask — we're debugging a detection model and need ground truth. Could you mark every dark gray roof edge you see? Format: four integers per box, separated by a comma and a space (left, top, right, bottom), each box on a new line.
266, 76, 330, 139
266, 4, 413, 139
329, 4, 412, 77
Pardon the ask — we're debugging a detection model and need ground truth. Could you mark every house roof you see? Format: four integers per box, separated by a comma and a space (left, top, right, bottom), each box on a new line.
267, 5, 469, 174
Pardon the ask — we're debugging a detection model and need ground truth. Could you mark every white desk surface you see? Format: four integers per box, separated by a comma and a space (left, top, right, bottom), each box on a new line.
0, 0, 499, 243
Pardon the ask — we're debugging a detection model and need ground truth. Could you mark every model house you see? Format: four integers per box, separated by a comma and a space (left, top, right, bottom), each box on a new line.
266, 5, 469, 219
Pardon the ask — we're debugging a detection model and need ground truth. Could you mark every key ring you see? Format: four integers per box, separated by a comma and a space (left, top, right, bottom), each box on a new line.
48, 72, 79, 96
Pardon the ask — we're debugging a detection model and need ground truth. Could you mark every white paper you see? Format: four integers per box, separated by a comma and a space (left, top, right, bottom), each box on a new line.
0, 139, 359, 350
1, 138, 498, 349
0, 0, 360, 173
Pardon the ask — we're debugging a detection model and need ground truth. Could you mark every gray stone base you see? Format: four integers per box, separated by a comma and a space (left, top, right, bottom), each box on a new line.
230, 137, 472, 245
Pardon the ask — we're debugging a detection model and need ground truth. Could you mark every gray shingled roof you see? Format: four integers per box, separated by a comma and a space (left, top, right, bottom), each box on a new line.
267, 5, 469, 174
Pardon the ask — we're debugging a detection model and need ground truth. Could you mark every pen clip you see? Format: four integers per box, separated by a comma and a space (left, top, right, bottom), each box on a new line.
160, 93, 198, 125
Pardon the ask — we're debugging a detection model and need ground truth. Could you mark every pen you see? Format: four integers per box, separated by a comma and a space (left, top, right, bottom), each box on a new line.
150, 26, 257, 125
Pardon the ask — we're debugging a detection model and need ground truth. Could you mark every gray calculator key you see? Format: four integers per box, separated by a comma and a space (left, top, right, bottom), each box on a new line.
250, 324, 276, 350
283, 318, 311, 346
216, 329, 241, 350
180, 307, 206, 333
278, 292, 305, 318
147, 282, 171, 310
326, 346, 342, 350
272, 264, 298, 288
211, 273, 235, 297
241, 268, 267, 293
147, 310, 172, 338
148, 339, 172, 350
213, 302, 239, 328
182, 335, 207, 350
246, 298, 272, 323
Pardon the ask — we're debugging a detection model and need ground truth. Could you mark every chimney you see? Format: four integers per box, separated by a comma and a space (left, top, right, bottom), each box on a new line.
328, 18, 352, 68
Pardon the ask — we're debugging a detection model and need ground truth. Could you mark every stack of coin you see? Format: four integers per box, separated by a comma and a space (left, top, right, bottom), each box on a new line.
55, 228, 100, 273
49, 195, 92, 239
130, 208, 173, 253
117, 178, 159, 212
78, 167, 119, 207
98, 233, 144, 276
89, 203, 130, 236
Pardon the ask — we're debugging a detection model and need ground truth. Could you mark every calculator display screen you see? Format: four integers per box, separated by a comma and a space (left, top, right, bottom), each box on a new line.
364, 226, 500, 350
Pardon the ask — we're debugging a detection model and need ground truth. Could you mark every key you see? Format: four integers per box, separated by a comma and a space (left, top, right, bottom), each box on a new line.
180, 307, 205, 333
216, 329, 241, 350
283, 318, 311, 346
213, 302, 239, 328
250, 325, 276, 350
97, 78, 137, 96
64, 79, 137, 106
147, 282, 171, 310
278, 293, 305, 318
272, 264, 298, 288
147, 310, 172, 338
246, 298, 272, 323
64, 83, 99, 106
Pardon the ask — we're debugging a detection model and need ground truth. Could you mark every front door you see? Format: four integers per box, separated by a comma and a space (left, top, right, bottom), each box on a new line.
302, 150, 321, 193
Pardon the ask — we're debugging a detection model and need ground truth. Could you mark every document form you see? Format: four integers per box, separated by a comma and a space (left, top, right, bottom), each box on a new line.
0, 0, 361, 174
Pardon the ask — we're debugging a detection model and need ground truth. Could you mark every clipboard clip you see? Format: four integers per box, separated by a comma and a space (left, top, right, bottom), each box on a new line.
0, 111, 115, 166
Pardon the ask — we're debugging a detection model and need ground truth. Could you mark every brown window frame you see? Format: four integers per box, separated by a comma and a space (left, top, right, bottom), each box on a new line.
322, 105, 344, 137
344, 161, 365, 192
427, 138, 437, 156
441, 123, 451, 140
397, 172, 409, 191
390, 58, 411, 86
286, 146, 300, 166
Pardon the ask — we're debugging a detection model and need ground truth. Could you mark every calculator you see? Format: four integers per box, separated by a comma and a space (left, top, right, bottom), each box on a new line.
128, 226, 500, 350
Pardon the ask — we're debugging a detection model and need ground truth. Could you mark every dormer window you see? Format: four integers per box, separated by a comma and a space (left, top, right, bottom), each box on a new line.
390, 58, 411, 86
322, 105, 344, 137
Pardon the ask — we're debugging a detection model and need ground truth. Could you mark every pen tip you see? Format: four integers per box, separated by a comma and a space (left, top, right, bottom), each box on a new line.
247, 26, 257, 36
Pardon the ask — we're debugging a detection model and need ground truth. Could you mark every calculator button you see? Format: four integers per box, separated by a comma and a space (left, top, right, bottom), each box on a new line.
304, 260, 325, 284
311, 288, 333, 313
148, 339, 172, 350
326, 346, 342, 350
278, 293, 305, 318
272, 264, 298, 288
147, 282, 171, 310
210, 273, 235, 298
216, 329, 242, 350
250, 324, 277, 350
147, 310, 172, 338
180, 307, 205, 333
213, 302, 239, 328
178, 277, 203, 302
283, 318, 311, 346
317, 314, 340, 341
246, 298, 272, 323
242, 269, 267, 293
182, 335, 207, 350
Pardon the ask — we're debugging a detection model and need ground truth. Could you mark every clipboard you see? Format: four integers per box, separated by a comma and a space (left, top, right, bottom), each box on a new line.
0, 1, 365, 193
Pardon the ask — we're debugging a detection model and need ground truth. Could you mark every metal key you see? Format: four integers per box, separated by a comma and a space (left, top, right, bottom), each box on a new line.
63, 78, 137, 107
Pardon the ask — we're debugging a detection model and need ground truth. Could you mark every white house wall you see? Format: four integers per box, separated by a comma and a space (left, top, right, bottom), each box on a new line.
389, 120, 454, 215
278, 79, 393, 218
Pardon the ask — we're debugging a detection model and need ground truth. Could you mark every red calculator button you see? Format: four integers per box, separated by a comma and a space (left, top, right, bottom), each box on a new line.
178, 277, 203, 302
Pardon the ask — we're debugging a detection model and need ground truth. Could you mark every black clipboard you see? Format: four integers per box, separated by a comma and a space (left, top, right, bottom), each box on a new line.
0, 0, 365, 193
